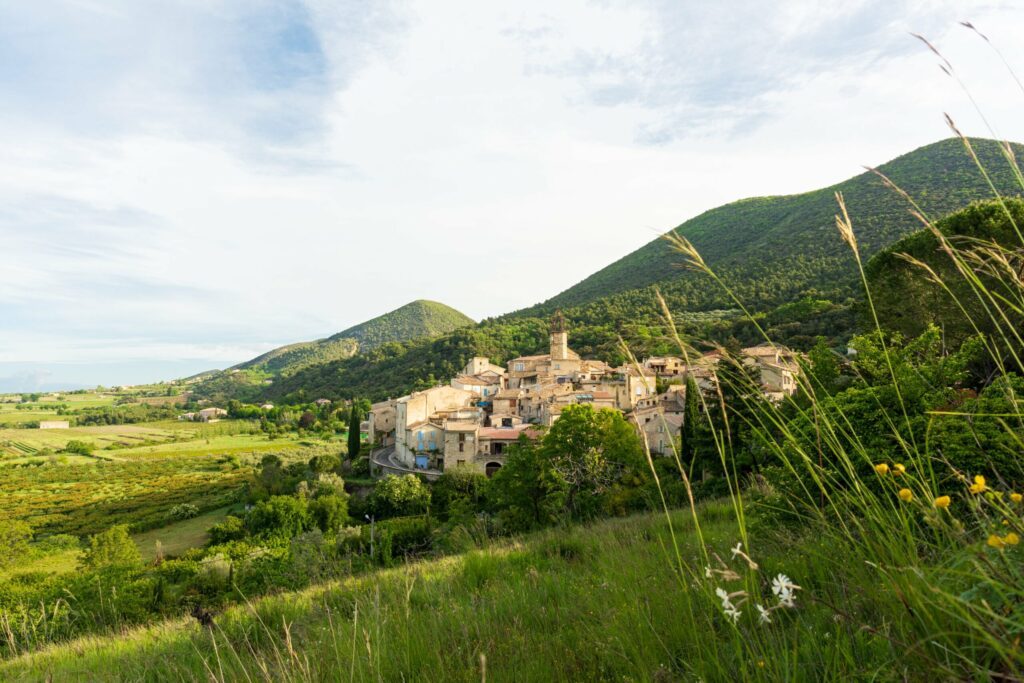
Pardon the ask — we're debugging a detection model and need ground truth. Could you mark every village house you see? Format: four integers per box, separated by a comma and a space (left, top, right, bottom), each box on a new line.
179, 407, 228, 422
367, 399, 397, 447
198, 407, 228, 422
643, 356, 687, 377
633, 386, 687, 455
742, 343, 802, 401
393, 385, 481, 470
640, 412, 684, 456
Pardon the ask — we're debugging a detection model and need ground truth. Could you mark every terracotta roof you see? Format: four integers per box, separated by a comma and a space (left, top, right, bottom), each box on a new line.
493, 389, 524, 400
445, 421, 479, 432
453, 375, 490, 386
479, 425, 540, 440
645, 413, 684, 430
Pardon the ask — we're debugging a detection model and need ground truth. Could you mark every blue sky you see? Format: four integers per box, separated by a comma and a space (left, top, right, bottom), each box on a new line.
2, 0, 1024, 391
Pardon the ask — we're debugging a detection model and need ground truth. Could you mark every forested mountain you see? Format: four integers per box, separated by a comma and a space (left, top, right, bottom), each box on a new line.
327, 300, 475, 350
206, 138, 1022, 404
230, 300, 474, 377
514, 138, 1024, 318
866, 197, 1024, 348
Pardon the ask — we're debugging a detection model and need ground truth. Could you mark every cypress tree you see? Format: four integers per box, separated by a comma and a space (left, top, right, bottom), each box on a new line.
348, 403, 362, 458
680, 375, 700, 466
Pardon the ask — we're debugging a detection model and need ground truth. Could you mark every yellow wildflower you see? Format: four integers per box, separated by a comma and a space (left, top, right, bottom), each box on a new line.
1012, 493, 1022, 504
893, 463, 906, 475
1005, 533, 1020, 546
988, 534, 1006, 549
898, 488, 913, 502
874, 463, 890, 475
934, 495, 951, 509
969, 475, 986, 494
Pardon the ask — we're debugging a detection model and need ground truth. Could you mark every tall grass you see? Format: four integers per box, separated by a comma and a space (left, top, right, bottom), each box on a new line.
640, 35, 1024, 675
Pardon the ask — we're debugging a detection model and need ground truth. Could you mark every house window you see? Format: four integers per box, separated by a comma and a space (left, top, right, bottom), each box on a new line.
515, 362, 525, 372
501, 417, 512, 427
458, 442, 464, 452
457, 459, 465, 466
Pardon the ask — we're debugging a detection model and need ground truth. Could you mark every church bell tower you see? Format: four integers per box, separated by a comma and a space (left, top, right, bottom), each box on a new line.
550, 310, 568, 361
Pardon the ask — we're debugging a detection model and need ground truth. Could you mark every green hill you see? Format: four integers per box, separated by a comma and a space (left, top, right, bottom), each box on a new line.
327, 299, 476, 349
232, 301, 474, 377
518, 137, 1024, 317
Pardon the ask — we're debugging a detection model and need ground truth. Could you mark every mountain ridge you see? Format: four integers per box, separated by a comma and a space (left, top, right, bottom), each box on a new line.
230, 300, 474, 377
512, 137, 1024, 318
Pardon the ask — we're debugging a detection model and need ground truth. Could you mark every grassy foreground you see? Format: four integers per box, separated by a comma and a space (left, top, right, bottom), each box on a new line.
1, 501, 904, 682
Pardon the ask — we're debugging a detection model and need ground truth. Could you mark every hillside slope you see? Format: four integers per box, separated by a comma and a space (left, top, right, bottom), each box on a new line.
232, 300, 474, 376
866, 197, 1024, 345
0, 504, 904, 682
519, 137, 1024, 316
327, 299, 475, 349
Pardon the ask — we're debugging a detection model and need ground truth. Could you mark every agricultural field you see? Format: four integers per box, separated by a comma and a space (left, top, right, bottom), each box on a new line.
0, 424, 182, 461
0, 454, 251, 536
0, 392, 117, 426
131, 504, 240, 562
0, 507, 244, 581
0, 415, 314, 538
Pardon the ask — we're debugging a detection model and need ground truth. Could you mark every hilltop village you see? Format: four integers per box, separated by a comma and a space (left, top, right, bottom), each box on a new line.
368, 314, 802, 479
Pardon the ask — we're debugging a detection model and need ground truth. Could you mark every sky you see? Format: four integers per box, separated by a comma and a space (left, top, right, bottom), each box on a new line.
3, 0, 1024, 392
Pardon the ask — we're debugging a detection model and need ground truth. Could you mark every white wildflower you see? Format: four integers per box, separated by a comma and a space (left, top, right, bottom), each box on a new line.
756, 604, 772, 624
715, 587, 733, 609
771, 574, 799, 596
705, 566, 713, 579
731, 542, 743, 558
724, 606, 742, 623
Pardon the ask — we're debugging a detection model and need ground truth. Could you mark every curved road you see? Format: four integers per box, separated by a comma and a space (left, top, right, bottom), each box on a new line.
369, 445, 443, 480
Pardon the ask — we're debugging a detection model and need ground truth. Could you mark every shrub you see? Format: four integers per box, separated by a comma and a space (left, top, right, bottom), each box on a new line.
208, 516, 246, 545
245, 496, 312, 539
308, 454, 341, 474
80, 525, 142, 570
312, 473, 347, 498
0, 519, 32, 569
62, 440, 93, 455
373, 515, 432, 557
169, 503, 199, 521
309, 494, 349, 532
372, 474, 431, 518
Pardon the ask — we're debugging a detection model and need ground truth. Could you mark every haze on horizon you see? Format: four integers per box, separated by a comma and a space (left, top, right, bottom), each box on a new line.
3, 0, 1024, 392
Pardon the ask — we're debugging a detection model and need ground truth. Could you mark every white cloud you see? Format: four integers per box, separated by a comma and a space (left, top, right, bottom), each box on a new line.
2, 0, 1024, 388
